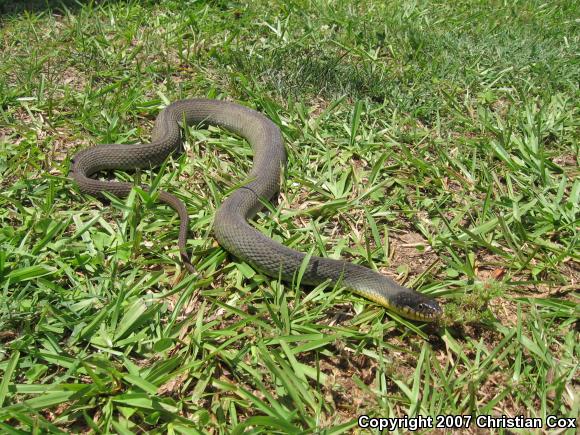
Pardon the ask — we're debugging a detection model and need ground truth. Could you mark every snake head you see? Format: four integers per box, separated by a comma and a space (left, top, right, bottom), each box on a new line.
389, 291, 443, 322
414, 298, 443, 322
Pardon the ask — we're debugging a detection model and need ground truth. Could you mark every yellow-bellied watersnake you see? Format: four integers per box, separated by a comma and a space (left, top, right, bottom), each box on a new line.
71, 99, 442, 321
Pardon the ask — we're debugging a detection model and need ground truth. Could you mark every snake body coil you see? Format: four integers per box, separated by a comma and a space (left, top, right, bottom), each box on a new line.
71, 99, 442, 321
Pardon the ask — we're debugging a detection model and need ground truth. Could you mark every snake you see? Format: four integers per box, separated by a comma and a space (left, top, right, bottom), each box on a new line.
71, 98, 442, 322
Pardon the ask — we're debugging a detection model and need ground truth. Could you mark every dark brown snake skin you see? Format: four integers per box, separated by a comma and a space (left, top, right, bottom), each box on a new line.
71, 99, 442, 321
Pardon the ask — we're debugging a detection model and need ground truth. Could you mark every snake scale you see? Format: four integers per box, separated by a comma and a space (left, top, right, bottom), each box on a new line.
71, 99, 442, 321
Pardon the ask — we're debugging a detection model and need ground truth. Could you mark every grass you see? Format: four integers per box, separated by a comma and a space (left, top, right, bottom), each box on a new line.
0, 0, 578, 432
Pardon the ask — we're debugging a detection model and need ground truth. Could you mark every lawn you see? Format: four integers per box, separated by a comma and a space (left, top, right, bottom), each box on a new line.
0, 0, 578, 433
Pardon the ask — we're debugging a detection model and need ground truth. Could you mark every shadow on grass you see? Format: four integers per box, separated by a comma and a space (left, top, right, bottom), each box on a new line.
0, 0, 158, 16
